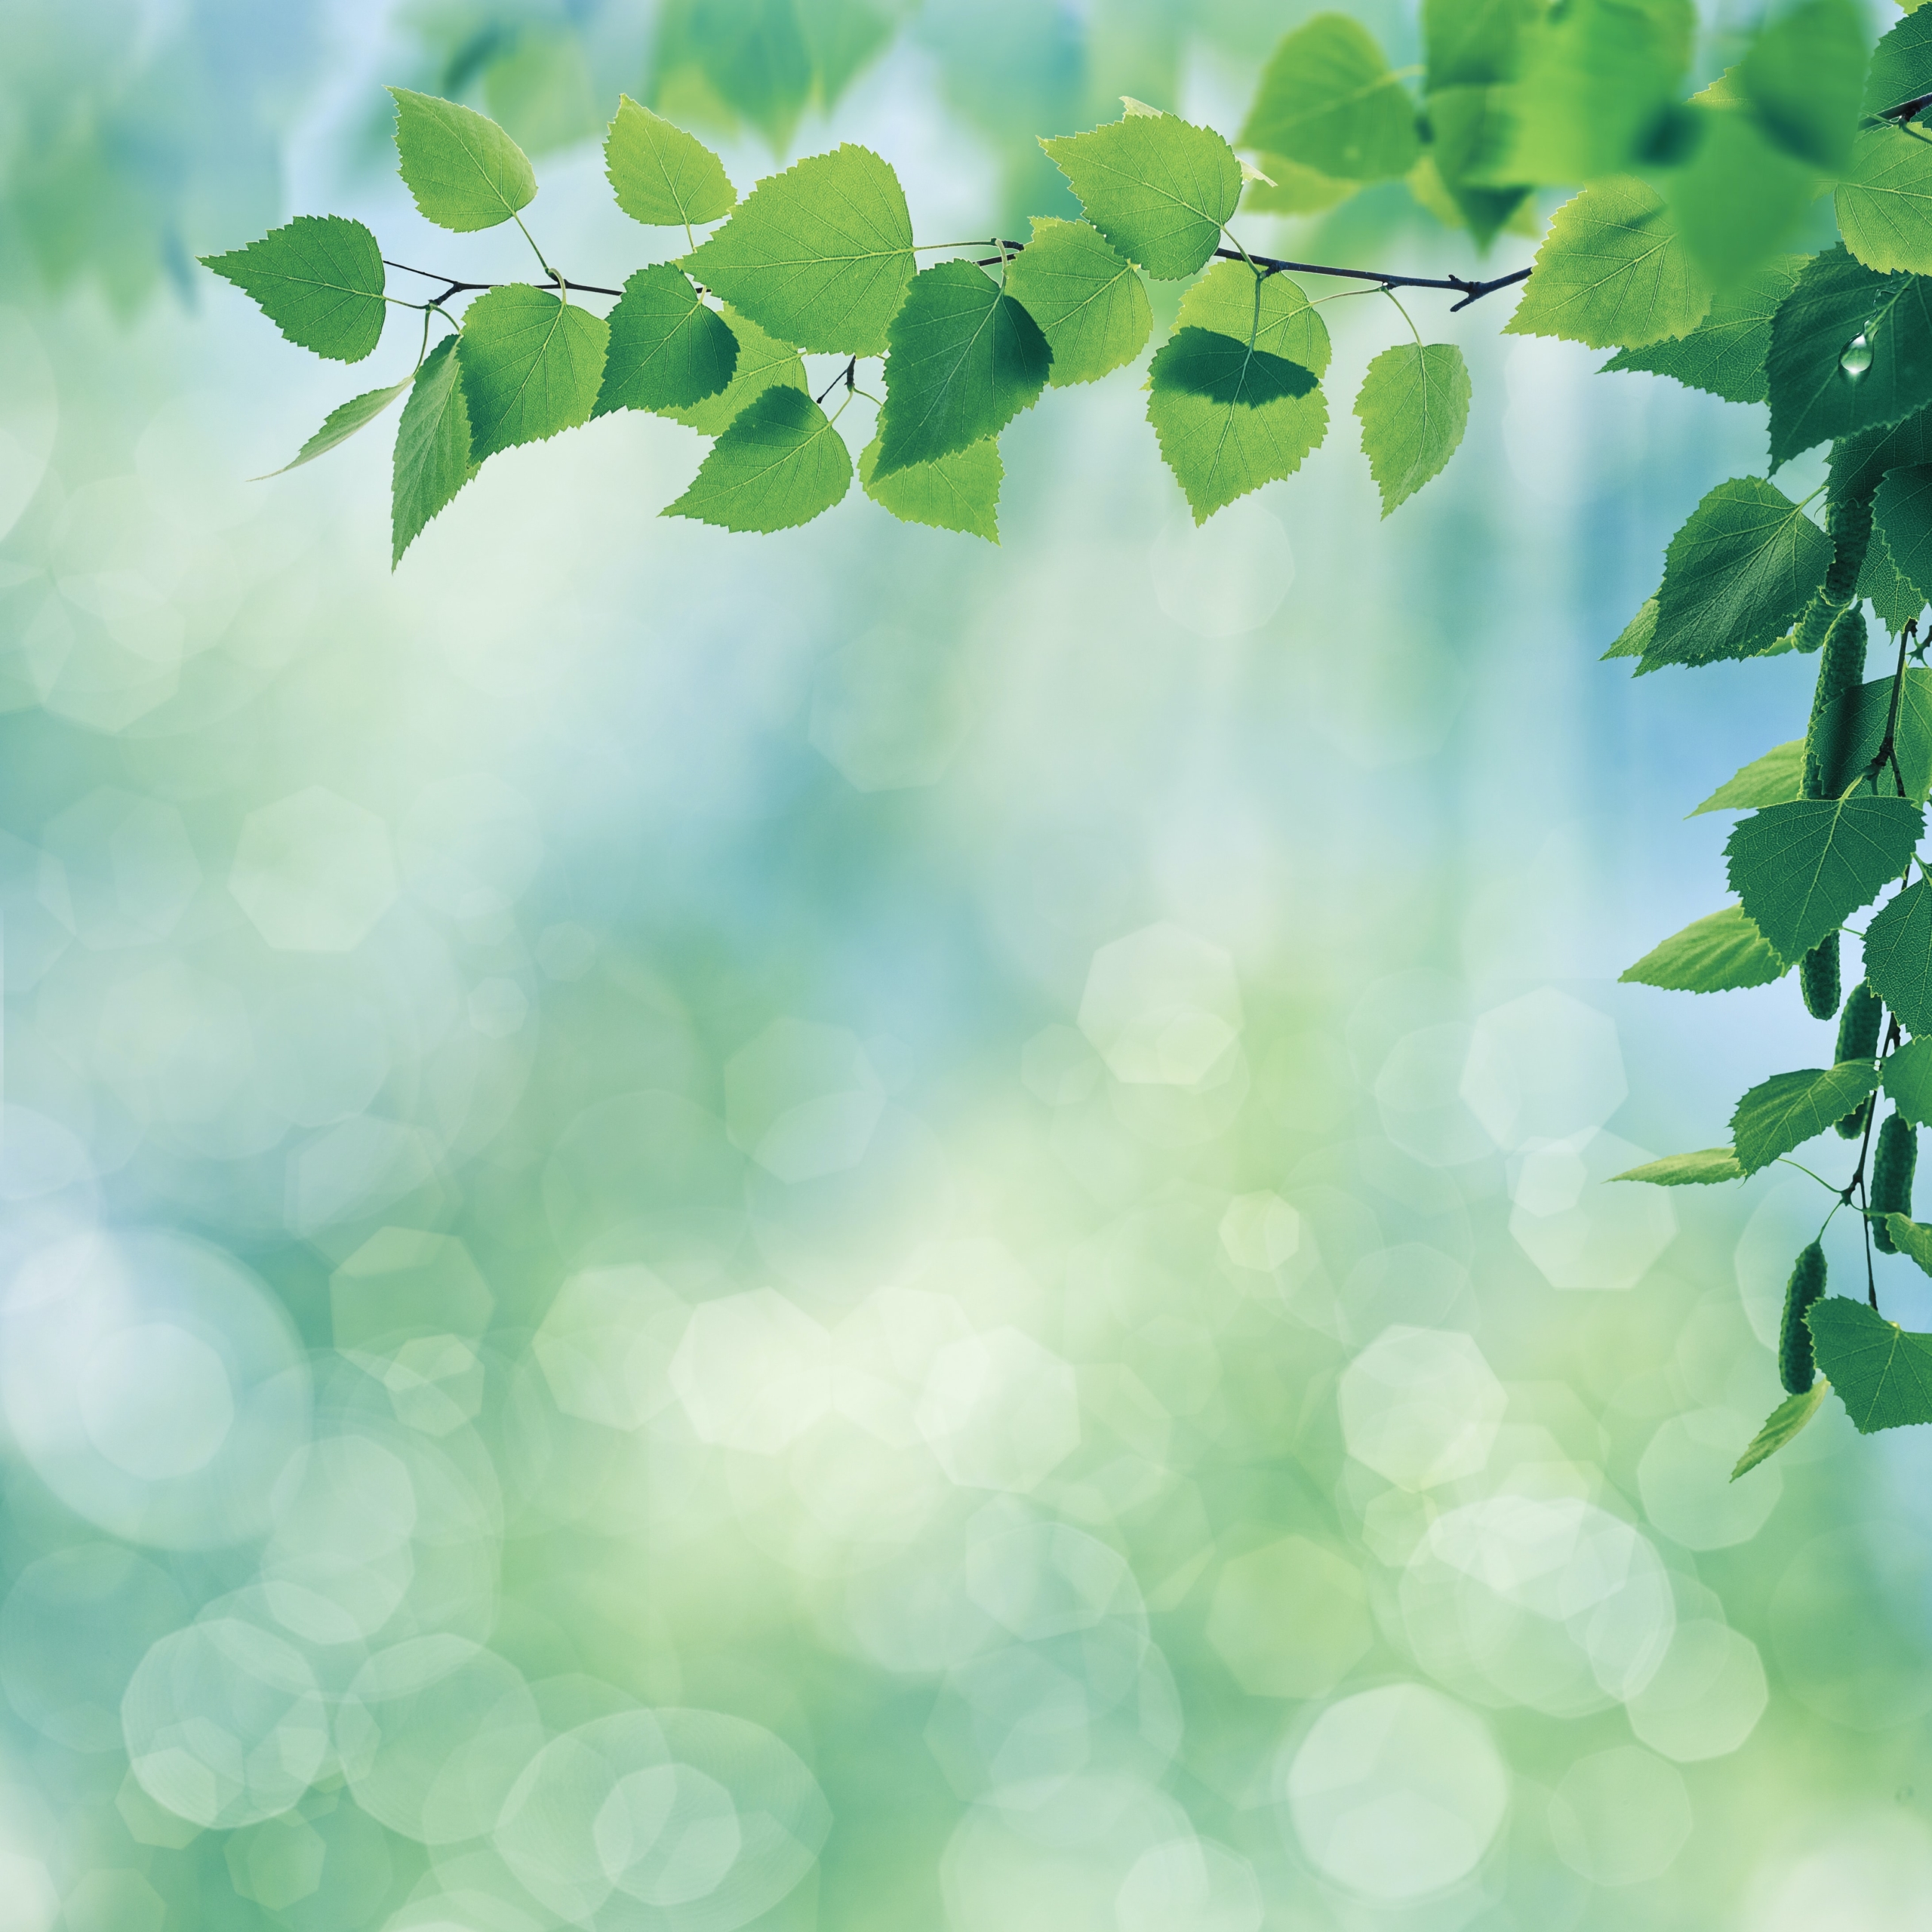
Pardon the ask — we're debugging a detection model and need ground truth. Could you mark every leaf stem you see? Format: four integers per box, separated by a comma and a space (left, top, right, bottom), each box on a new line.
1381, 286, 1423, 349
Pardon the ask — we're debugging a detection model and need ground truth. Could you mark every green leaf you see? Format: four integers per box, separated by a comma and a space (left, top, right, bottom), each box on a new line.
1665, 109, 1817, 297
1837, 127, 1932, 278
683, 145, 914, 355
665, 384, 852, 532
1734, 0, 1866, 172
1889, 1212, 1932, 1274
1766, 247, 1932, 467
1040, 112, 1244, 280
1816, 669, 1932, 801
1875, 465, 1932, 609
1002, 217, 1152, 387
1732, 1062, 1884, 1173
1727, 794, 1925, 959
1425, 0, 1539, 90
592, 266, 738, 417
1730, 1382, 1828, 1478
389, 88, 537, 232
1886, 1036, 1932, 1126
1146, 262, 1331, 521
605, 95, 735, 229
457, 287, 608, 461
1601, 255, 1804, 405
1867, 9, 1932, 114
1240, 14, 1421, 182
1149, 328, 1317, 406
1425, 88, 1531, 248
1863, 881, 1932, 1035
392, 336, 475, 566
873, 262, 1052, 478
1619, 904, 1786, 992
1808, 1296, 1932, 1432
1693, 742, 1804, 815
662, 304, 808, 436
1829, 401, 1932, 508
1639, 478, 1831, 672
1611, 1146, 1746, 1184
1353, 343, 1470, 515
859, 435, 1001, 541
201, 216, 387, 365
1862, 520, 1931, 634
1239, 155, 1360, 216
1504, 178, 1711, 351
1604, 596, 1658, 660
264, 380, 410, 476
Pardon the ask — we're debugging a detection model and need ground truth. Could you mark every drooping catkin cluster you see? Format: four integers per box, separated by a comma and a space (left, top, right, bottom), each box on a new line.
1779, 1240, 1827, 1394
1873, 1112, 1918, 1253
1836, 980, 1884, 1137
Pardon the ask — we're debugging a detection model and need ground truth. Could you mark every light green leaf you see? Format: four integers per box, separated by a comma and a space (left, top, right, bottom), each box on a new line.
1425, 0, 1540, 90
592, 266, 738, 417
874, 262, 1051, 478
1604, 596, 1657, 660
1619, 904, 1786, 992
1808, 1296, 1932, 1432
1838, 127, 1932, 278
389, 88, 537, 232
1862, 520, 1931, 634
457, 287, 608, 461
1666, 109, 1817, 297
392, 336, 475, 566
1767, 247, 1932, 467
859, 434, 1001, 541
605, 95, 735, 229
264, 379, 409, 476
1867, 10, 1932, 113
1693, 742, 1804, 815
1639, 478, 1831, 672
1040, 113, 1244, 280
1354, 343, 1470, 515
662, 305, 808, 436
1612, 1146, 1746, 1184
1889, 1212, 1932, 1273
1864, 881, 1932, 1035
1885, 1036, 1932, 1126
1425, 88, 1530, 248
1239, 14, 1421, 182
1504, 178, 1711, 351
1814, 669, 1932, 801
1732, 1062, 1884, 1173
201, 216, 387, 365
665, 385, 851, 532
683, 145, 914, 355
1601, 255, 1804, 405
1734, 0, 1866, 171
1149, 329, 1317, 406
1146, 262, 1331, 521
1002, 217, 1152, 387
1726, 793, 1925, 959
1238, 155, 1358, 216
1730, 1381, 1828, 1478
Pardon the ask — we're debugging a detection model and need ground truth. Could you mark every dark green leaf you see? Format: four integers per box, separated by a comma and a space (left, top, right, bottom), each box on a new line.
1730, 1382, 1828, 1478
1611, 1146, 1746, 1183
1867, 10, 1932, 115
1885, 1036, 1932, 1126
1692, 741, 1803, 814
1354, 343, 1471, 515
1040, 112, 1244, 280
1620, 904, 1786, 992
1425, 88, 1530, 248
1808, 1295, 1932, 1432
1816, 669, 1932, 801
1640, 478, 1831, 672
859, 434, 1001, 541
662, 304, 808, 435
605, 95, 735, 229
1726, 794, 1924, 958
874, 262, 1051, 478
1601, 254, 1804, 405
1864, 880, 1932, 1035
1425, 0, 1540, 90
1149, 328, 1317, 406
1837, 127, 1932, 278
592, 266, 738, 417
1766, 247, 1932, 467
665, 384, 851, 532
684, 145, 914, 355
1504, 177, 1711, 350
392, 336, 475, 565
1002, 217, 1152, 387
264, 379, 410, 476
1240, 14, 1421, 182
1888, 1212, 1932, 1273
201, 216, 387, 365
1875, 465, 1932, 607
1734, 0, 1866, 172
1860, 518, 1930, 634
1732, 1062, 1884, 1172
457, 287, 608, 461
389, 88, 537, 232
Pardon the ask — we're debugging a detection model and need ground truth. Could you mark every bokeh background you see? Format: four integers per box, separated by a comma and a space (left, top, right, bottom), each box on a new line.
0, 2, 1923, 1928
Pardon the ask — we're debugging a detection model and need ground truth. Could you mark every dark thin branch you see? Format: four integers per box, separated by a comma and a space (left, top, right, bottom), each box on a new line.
814, 357, 857, 405
383, 259, 627, 299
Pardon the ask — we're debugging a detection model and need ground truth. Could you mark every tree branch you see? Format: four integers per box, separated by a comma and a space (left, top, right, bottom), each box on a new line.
383, 260, 628, 300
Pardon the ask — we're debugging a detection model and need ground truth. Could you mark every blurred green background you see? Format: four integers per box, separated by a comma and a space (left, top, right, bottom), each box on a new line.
0, 2, 1925, 1928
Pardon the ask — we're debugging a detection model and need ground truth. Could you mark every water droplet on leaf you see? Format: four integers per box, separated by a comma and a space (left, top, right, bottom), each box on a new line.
1843, 334, 1872, 377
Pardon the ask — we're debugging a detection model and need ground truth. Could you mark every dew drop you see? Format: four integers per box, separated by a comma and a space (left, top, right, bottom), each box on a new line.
1843, 334, 1873, 377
